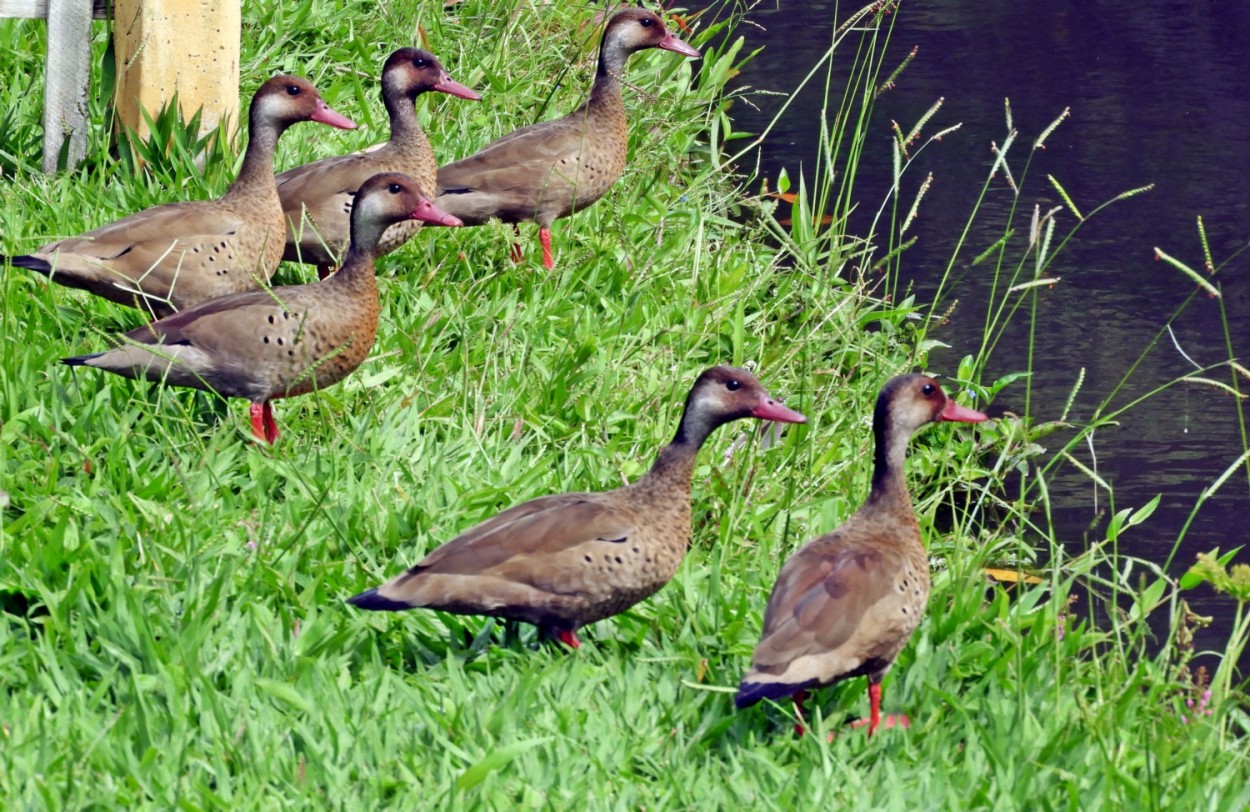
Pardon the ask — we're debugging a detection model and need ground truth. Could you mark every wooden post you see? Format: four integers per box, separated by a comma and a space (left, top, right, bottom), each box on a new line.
112, 0, 241, 142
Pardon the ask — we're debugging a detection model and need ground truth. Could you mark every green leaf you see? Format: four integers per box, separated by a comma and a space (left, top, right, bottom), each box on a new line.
456, 737, 553, 791
1123, 495, 1161, 531
1179, 567, 1206, 591
1129, 577, 1167, 622
255, 678, 314, 714
957, 354, 976, 382
988, 371, 1030, 397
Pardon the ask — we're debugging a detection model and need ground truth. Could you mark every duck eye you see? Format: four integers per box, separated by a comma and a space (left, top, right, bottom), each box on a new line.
726, 379, 741, 391
286, 85, 302, 96
640, 18, 654, 27
389, 183, 403, 194
922, 383, 936, 396
413, 58, 427, 67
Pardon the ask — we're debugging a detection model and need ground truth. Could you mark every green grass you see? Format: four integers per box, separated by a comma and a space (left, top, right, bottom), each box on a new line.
2, 1, 1249, 808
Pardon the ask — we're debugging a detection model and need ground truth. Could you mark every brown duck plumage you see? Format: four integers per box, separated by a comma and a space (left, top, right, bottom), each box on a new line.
434, 7, 699, 268
277, 48, 479, 277
8, 76, 356, 317
61, 173, 462, 443
348, 365, 805, 646
736, 375, 987, 735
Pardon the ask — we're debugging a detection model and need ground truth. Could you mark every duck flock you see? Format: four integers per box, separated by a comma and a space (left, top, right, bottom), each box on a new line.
5, 8, 989, 737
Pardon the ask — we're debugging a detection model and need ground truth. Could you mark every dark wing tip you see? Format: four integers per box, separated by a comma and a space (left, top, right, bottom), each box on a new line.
61, 353, 101, 367
9, 255, 52, 274
734, 679, 811, 709
346, 587, 411, 612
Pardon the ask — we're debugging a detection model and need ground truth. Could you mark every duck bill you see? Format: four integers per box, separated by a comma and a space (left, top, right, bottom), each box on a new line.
411, 198, 464, 227
433, 74, 482, 101
658, 32, 701, 58
939, 399, 988, 423
310, 100, 357, 130
751, 395, 807, 424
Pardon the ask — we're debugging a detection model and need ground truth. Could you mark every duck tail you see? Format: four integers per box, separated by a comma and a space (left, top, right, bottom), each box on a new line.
346, 587, 412, 612
6, 255, 53, 275
61, 353, 103, 367
734, 679, 812, 709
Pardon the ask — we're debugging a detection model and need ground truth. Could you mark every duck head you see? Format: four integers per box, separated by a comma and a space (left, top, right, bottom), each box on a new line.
383, 48, 481, 101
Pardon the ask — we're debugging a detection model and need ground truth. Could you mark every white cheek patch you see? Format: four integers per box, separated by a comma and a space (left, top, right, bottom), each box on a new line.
911, 397, 940, 426
255, 92, 288, 121
357, 194, 386, 223
912, 400, 932, 425
708, 390, 734, 412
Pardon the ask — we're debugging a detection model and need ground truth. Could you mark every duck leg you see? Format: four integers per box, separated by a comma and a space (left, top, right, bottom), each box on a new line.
510, 225, 524, 264
249, 402, 280, 444
848, 680, 911, 735
262, 402, 281, 444
792, 689, 809, 737
866, 681, 882, 735
250, 403, 268, 443
543, 626, 581, 649
539, 226, 554, 269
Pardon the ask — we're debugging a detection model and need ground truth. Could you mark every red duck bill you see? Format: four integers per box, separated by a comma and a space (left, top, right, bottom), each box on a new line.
411, 198, 463, 227
939, 398, 988, 423
310, 101, 357, 130
659, 32, 701, 58
751, 396, 807, 424
433, 74, 482, 100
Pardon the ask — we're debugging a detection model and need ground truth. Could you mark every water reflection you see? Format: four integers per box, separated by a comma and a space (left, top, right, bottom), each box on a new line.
710, 0, 1250, 664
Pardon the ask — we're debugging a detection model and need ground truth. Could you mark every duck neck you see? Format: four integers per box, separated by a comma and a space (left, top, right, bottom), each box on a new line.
332, 219, 386, 291
331, 249, 379, 294
642, 437, 698, 494
638, 401, 720, 492
224, 107, 284, 201
867, 415, 915, 514
590, 39, 629, 111
384, 86, 427, 150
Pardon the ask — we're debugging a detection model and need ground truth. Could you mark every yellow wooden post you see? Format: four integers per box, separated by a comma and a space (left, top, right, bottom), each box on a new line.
112, 0, 241, 142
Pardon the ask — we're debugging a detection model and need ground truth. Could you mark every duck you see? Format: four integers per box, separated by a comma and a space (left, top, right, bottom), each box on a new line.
277, 48, 480, 278
735, 375, 987, 736
6, 76, 357, 317
434, 6, 699, 268
348, 365, 805, 647
60, 173, 463, 444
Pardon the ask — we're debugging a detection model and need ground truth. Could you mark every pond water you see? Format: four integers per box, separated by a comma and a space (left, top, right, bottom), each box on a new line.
707, 1, 1250, 668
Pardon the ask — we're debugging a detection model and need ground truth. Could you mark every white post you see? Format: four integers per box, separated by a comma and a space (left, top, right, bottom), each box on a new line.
0, 0, 108, 172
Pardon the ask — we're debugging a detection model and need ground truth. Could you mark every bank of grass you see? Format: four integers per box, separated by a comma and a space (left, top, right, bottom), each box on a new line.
1, 1, 1248, 808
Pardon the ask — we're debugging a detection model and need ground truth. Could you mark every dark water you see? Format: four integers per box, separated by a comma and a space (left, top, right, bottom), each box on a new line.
712, 1, 1250, 666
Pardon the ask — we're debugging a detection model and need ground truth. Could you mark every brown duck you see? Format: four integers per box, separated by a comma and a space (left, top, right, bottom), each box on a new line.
348, 365, 805, 646
434, 7, 699, 268
61, 173, 462, 443
277, 48, 480, 278
735, 375, 987, 735
6, 76, 356, 317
